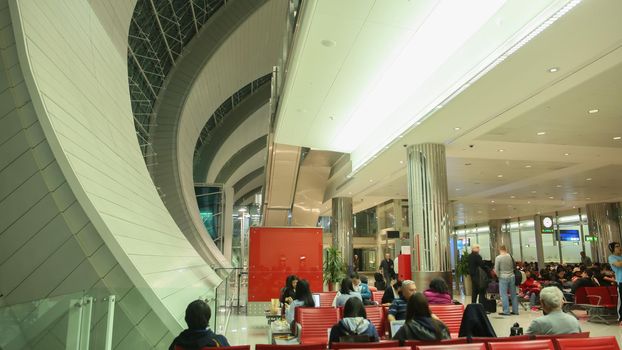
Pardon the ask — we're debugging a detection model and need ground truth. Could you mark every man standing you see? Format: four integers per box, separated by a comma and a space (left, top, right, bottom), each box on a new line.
380, 253, 396, 282
607, 242, 622, 324
468, 244, 489, 304
580, 251, 592, 266
494, 245, 518, 316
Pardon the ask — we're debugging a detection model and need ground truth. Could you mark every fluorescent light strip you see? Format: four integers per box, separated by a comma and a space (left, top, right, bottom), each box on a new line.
348, 0, 582, 177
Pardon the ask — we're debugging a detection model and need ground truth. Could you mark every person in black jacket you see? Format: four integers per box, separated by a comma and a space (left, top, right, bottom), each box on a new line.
329, 297, 379, 346
169, 300, 230, 350
379, 253, 396, 282
468, 244, 490, 304
392, 293, 450, 345
279, 275, 298, 305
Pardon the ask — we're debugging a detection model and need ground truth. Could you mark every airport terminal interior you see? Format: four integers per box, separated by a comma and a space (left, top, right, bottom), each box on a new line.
2, 0, 622, 349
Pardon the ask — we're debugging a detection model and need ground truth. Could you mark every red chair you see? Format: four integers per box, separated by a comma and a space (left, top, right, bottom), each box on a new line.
469, 335, 529, 343
317, 292, 338, 308
256, 344, 326, 350
488, 340, 554, 350
429, 304, 464, 336
416, 343, 485, 350
532, 332, 590, 341
364, 306, 386, 338
405, 338, 468, 348
556, 336, 620, 350
607, 285, 618, 302
372, 291, 385, 303
331, 341, 400, 349
341, 348, 409, 350
369, 286, 378, 292
296, 307, 340, 344
584, 286, 618, 324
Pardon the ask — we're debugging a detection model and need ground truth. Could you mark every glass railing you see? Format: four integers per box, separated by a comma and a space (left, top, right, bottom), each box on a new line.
0, 291, 117, 350
212, 267, 248, 332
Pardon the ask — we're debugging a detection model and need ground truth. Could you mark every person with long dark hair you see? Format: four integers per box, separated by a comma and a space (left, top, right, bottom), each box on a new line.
285, 279, 315, 324
423, 278, 452, 305
280, 275, 298, 305
392, 293, 450, 344
329, 297, 379, 346
333, 277, 362, 307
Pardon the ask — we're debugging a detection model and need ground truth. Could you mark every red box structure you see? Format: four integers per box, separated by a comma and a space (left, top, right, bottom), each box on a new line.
397, 254, 412, 281
248, 227, 323, 302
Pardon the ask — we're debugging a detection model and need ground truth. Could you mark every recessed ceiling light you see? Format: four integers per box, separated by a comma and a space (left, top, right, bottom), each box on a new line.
436, 105, 443, 109
588, 109, 599, 114
497, 149, 504, 152
585, 197, 591, 200
556, 184, 562, 188
548, 196, 554, 199
614, 136, 621, 140
497, 174, 503, 178
369, 179, 373, 183
510, 195, 515, 199
348, 192, 352, 195
491, 200, 495, 203
399, 160, 404, 164
525, 164, 532, 168
531, 190, 537, 194
456, 188, 461, 191
586, 178, 592, 181
527, 201, 531, 204
571, 192, 578, 195
537, 131, 546, 136
547, 67, 559, 73
454, 127, 461, 131
563, 153, 569, 156
416, 121, 422, 125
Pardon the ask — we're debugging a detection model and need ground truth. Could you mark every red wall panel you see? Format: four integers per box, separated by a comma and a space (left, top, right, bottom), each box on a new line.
248, 227, 323, 302
397, 254, 412, 281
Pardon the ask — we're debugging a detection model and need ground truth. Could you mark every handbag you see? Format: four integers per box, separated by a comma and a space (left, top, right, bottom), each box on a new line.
477, 266, 490, 287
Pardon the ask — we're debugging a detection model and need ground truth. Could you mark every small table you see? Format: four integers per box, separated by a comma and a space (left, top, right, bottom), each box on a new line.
269, 320, 298, 345
265, 311, 281, 325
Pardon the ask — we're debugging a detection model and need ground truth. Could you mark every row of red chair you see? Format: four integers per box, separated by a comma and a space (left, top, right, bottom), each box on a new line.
293, 304, 465, 344
233, 335, 618, 350
573, 286, 618, 324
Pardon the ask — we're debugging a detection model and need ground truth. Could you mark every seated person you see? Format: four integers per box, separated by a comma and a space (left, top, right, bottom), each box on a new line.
519, 269, 541, 309
392, 292, 450, 344
570, 268, 597, 294
352, 273, 373, 305
526, 286, 581, 336
423, 277, 452, 305
169, 300, 229, 349
279, 275, 298, 306
381, 279, 400, 305
387, 280, 417, 321
570, 267, 583, 283
285, 279, 315, 324
333, 278, 362, 307
329, 297, 380, 346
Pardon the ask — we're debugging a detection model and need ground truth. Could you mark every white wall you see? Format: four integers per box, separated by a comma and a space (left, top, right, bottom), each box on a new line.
3, 0, 221, 347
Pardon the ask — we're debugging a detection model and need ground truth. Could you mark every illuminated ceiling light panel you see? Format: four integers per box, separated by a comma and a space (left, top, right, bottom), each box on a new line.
275, 0, 582, 175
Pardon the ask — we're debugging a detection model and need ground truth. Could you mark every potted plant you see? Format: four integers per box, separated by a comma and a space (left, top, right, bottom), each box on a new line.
323, 247, 345, 291
456, 250, 471, 296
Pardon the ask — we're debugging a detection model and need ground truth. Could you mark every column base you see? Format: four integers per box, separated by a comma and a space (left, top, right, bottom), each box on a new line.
412, 271, 454, 299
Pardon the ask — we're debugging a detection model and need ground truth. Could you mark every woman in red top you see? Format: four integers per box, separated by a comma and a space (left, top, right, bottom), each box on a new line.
519, 269, 541, 310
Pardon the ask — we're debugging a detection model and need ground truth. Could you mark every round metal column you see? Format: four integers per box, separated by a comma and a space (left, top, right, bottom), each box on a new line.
586, 202, 622, 262
489, 219, 511, 255
332, 197, 354, 269
407, 144, 452, 292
